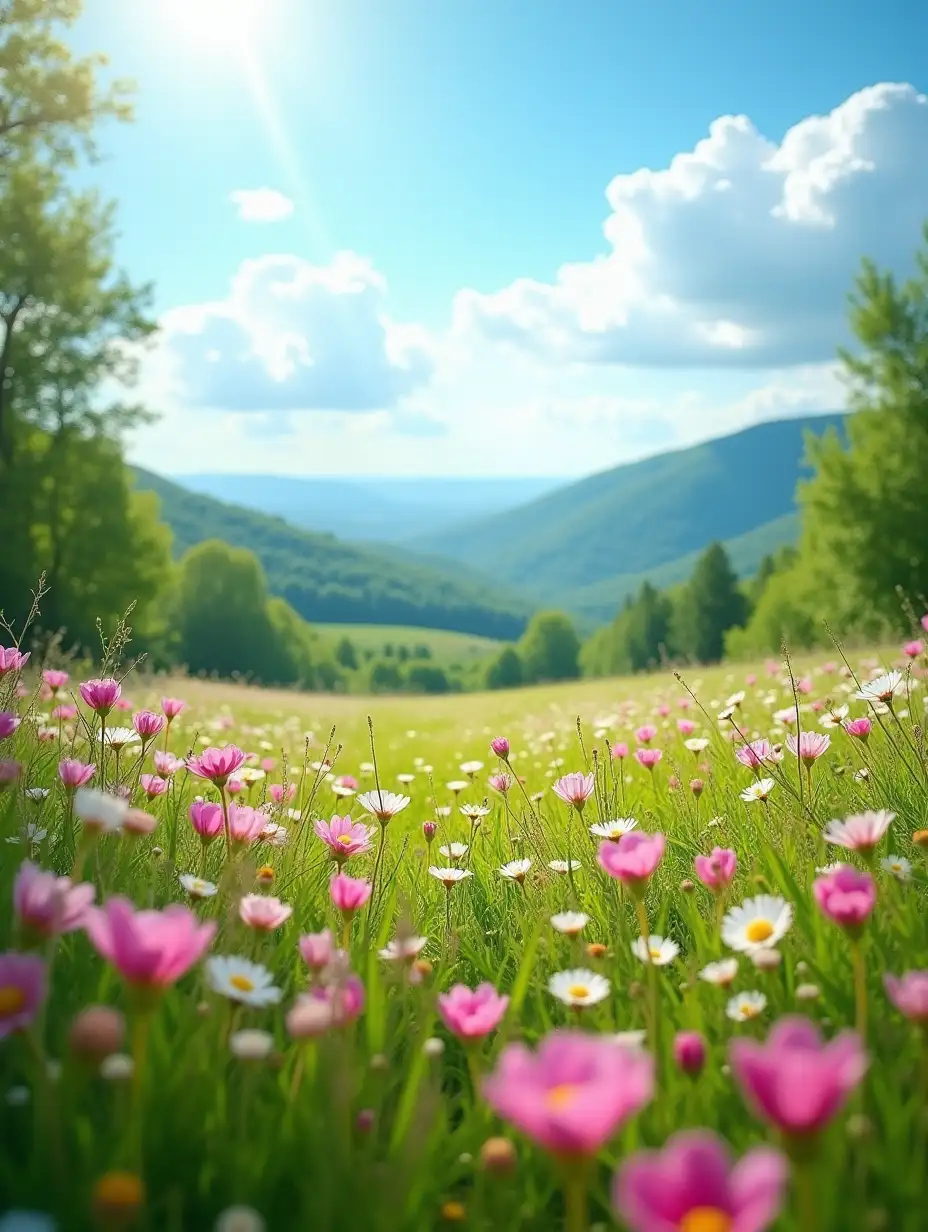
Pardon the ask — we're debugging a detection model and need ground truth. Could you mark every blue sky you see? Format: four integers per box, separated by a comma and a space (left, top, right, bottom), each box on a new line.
73, 0, 928, 476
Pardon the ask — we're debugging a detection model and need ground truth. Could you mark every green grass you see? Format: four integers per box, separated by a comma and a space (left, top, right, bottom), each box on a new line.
0, 649, 925, 1231
315, 623, 505, 666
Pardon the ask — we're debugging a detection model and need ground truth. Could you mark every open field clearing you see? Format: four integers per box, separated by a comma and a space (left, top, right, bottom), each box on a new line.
313, 624, 505, 666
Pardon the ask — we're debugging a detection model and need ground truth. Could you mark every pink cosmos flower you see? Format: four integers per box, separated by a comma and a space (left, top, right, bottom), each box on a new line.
299, 929, 335, 971
635, 748, 663, 770
287, 997, 334, 1039
422, 820, 437, 843
84, 897, 216, 989
785, 731, 830, 766
239, 894, 293, 931
843, 717, 872, 741
330, 872, 372, 914
488, 772, 512, 795
673, 1032, 706, 1076
314, 816, 376, 864
58, 758, 95, 791
598, 832, 665, 888
186, 745, 246, 787
490, 736, 510, 758
884, 971, 928, 1023
133, 710, 165, 739
52, 704, 77, 722
0, 712, 20, 740
611, 742, 629, 761
0, 647, 29, 676
43, 669, 69, 692
613, 1130, 787, 1232
730, 1017, 867, 1138
153, 751, 182, 777
903, 639, 923, 659
823, 810, 894, 854
13, 861, 95, 937
482, 1029, 653, 1157
226, 779, 244, 797
261, 757, 276, 772
813, 866, 876, 933
269, 783, 296, 804
161, 697, 187, 720
677, 719, 695, 736
189, 800, 224, 843
310, 973, 365, 1026
0, 951, 46, 1038
140, 774, 168, 799
227, 803, 266, 846
334, 774, 358, 792
636, 725, 658, 745
552, 772, 596, 809
694, 847, 737, 892
437, 983, 509, 1039
79, 678, 121, 716
735, 740, 776, 770
0, 760, 23, 788
124, 808, 157, 837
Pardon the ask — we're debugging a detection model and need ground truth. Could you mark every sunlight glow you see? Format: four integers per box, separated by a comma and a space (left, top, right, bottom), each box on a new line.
160, 0, 268, 51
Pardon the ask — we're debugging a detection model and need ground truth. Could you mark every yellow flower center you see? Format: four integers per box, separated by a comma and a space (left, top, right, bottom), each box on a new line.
93, 1171, 144, 1212
740, 1002, 760, 1019
229, 975, 255, 993
336, 834, 354, 845
0, 985, 25, 1016
545, 1083, 579, 1109
568, 984, 589, 1000
649, 948, 662, 960
680, 1208, 732, 1232
745, 919, 774, 943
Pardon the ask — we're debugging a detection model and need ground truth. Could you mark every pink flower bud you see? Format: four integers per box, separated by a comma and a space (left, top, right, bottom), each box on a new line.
673, 1030, 706, 1076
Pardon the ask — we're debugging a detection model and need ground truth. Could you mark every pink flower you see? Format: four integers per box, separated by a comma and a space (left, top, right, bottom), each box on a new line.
613, 1130, 787, 1232
482, 1029, 653, 1157
227, 803, 266, 846
186, 745, 246, 787
677, 719, 695, 736
269, 783, 296, 804
694, 847, 737, 892
0, 712, 20, 740
552, 772, 596, 809
636, 725, 658, 745
813, 866, 876, 933
287, 997, 334, 1038
735, 740, 775, 770
0, 647, 29, 676
334, 774, 358, 792
226, 779, 244, 797
488, 772, 512, 795
58, 758, 95, 791
43, 669, 69, 691
314, 816, 376, 864
133, 710, 164, 739
843, 717, 872, 741
730, 1017, 867, 1138
0, 951, 45, 1037
611, 742, 629, 760
153, 751, 182, 777
189, 800, 224, 843
124, 808, 157, 837
823, 810, 894, 854
329, 872, 372, 915
239, 894, 293, 931
139, 774, 168, 799
438, 983, 509, 1039
261, 757, 276, 772
13, 861, 95, 937
0, 760, 22, 788
310, 973, 365, 1026
673, 1032, 707, 1076
78, 677, 121, 716
903, 639, 923, 659
422, 820, 437, 843
785, 731, 830, 766
884, 971, 928, 1023
161, 697, 186, 720
299, 929, 335, 971
635, 748, 663, 770
84, 897, 216, 989
52, 704, 77, 721
598, 832, 665, 889
656, 704, 671, 717
490, 737, 510, 758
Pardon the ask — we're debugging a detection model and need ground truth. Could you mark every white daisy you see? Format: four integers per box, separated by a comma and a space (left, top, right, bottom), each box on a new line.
229, 1029, 274, 1061
609, 1030, 647, 1050
590, 818, 637, 840
206, 956, 282, 1006
722, 895, 793, 953
726, 990, 768, 1022
260, 822, 288, 847
856, 670, 904, 704
25, 788, 49, 802
548, 859, 581, 874
439, 842, 469, 861
685, 738, 710, 754
428, 866, 473, 888
436, 806, 452, 818
699, 958, 739, 987
357, 790, 410, 822
446, 781, 469, 794
379, 935, 428, 962
102, 726, 141, 751
239, 767, 266, 785
819, 705, 850, 729
550, 911, 590, 936
881, 855, 912, 881
500, 858, 532, 882
631, 935, 679, 966
459, 761, 484, 777
179, 874, 217, 899
396, 773, 415, 785
740, 778, 776, 803
548, 968, 610, 1008
460, 803, 490, 823
74, 788, 127, 833
332, 783, 356, 798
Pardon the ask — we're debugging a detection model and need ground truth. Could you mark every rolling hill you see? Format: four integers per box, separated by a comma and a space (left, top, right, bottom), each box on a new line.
132, 470, 532, 640
410, 414, 846, 611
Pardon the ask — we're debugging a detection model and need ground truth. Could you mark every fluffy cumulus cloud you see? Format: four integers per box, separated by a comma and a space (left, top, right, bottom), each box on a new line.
163, 251, 435, 412
454, 83, 928, 369
229, 188, 295, 222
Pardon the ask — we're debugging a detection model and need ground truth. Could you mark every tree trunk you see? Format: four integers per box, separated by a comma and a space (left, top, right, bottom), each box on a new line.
0, 299, 24, 464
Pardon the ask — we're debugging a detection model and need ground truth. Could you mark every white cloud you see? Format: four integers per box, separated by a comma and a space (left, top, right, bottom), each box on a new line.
162, 251, 435, 412
454, 83, 928, 369
229, 188, 295, 222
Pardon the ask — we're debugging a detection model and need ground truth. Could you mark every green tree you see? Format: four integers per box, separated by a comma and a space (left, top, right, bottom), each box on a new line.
674, 542, 747, 663
334, 635, 358, 670
518, 611, 580, 683
485, 645, 523, 690
369, 660, 403, 692
405, 663, 449, 694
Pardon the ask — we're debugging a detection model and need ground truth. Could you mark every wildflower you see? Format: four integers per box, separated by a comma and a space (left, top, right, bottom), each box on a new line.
635, 748, 663, 770
480, 1136, 517, 1175
552, 771, 597, 812
438, 983, 509, 1038
736, 739, 778, 769
611, 1030, 647, 1049
446, 780, 469, 794
299, 930, 335, 971
215, 1207, 266, 1232
548, 859, 581, 874
722, 895, 792, 953
586, 942, 608, 959
635, 725, 658, 744
179, 874, 217, 900
55, 760, 94, 793
379, 935, 428, 963
631, 936, 679, 966
460, 760, 484, 777
0, 712, 20, 741
422, 821, 437, 845
814, 867, 876, 933
286, 997, 333, 1038
823, 810, 894, 854
0, 952, 46, 1038
206, 956, 282, 1006
488, 772, 512, 794
482, 1029, 652, 1155
187, 745, 247, 788
598, 831, 665, 891
884, 971, 928, 1023
85, 898, 215, 991
68, 1006, 126, 1063
550, 912, 589, 936
423, 1036, 445, 1058
844, 717, 873, 740
43, 668, 69, 691
740, 778, 775, 803
189, 801, 224, 844
730, 1017, 867, 1137
785, 731, 831, 766
490, 737, 510, 759
677, 718, 696, 735
612, 741, 629, 759
685, 738, 710, 754
429, 866, 474, 888
153, 751, 182, 777
694, 847, 737, 891
672, 1032, 706, 1076
227, 804, 267, 846
329, 873, 371, 914
820, 704, 850, 728
132, 710, 165, 740
357, 789, 410, 823
239, 894, 292, 931
0, 760, 22, 789
74, 788, 128, 834
79, 678, 121, 715
549, 968, 611, 1008
796, 983, 820, 1001
311, 971, 365, 1026
752, 948, 782, 972
161, 697, 187, 720
99, 1053, 134, 1081
460, 802, 490, 823
314, 816, 375, 863
856, 670, 904, 705
13, 862, 95, 937
590, 818, 637, 841
440, 842, 469, 861
727, 991, 768, 1022
613, 1130, 787, 1232
92, 1172, 144, 1224
139, 774, 168, 800
500, 858, 531, 882
229, 1029, 274, 1061
881, 855, 911, 880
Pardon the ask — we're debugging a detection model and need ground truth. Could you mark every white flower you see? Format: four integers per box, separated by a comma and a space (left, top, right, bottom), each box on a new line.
722, 895, 793, 953
460, 760, 484, 777
397, 773, 415, 785
206, 956, 282, 1006
796, 983, 821, 1002
439, 842, 469, 861
428, 866, 473, 888
179, 874, 217, 899
727, 991, 768, 1022
819, 705, 849, 728
631, 935, 679, 966
815, 862, 847, 875
609, 1030, 647, 1050
99, 1053, 134, 1081
446, 780, 469, 794
423, 1037, 445, 1058
229, 1029, 274, 1061
24, 788, 49, 802
102, 726, 141, 751
740, 778, 776, 803
550, 911, 590, 936
856, 670, 904, 704
548, 968, 610, 1007
500, 858, 531, 882
590, 818, 637, 840
214, 1207, 266, 1232
74, 788, 128, 833
238, 767, 266, 785
260, 822, 288, 847
357, 789, 410, 822
823, 810, 894, 851
332, 783, 355, 798
699, 958, 739, 987
379, 935, 428, 962
726, 691, 746, 709
460, 803, 490, 822
685, 738, 710, 753
881, 855, 912, 881
548, 859, 581, 874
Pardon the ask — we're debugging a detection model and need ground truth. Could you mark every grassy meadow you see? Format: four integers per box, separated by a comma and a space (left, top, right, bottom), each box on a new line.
314, 624, 504, 667
0, 646, 926, 1231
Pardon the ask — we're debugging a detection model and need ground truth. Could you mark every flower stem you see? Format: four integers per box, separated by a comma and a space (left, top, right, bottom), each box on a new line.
563, 1169, 589, 1232
129, 1008, 152, 1169
851, 938, 868, 1041
219, 785, 232, 862
793, 1159, 819, 1232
